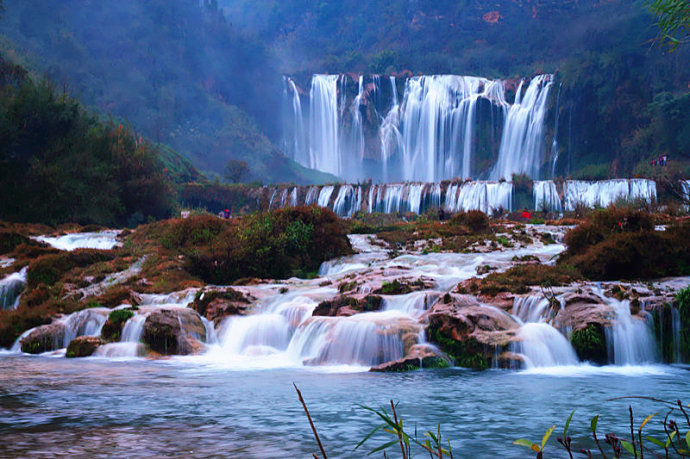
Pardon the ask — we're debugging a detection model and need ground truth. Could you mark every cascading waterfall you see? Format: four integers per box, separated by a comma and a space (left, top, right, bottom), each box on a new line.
95, 313, 148, 358
284, 73, 554, 182
533, 180, 562, 212
34, 230, 121, 251
0, 267, 27, 310
492, 75, 553, 180
600, 292, 657, 365
564, 179, 657, 211
309, 75, 341, 176
510, 295, 579, 368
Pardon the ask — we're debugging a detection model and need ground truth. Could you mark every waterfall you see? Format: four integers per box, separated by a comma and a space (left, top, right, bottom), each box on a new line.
283, 77, 306, 164
380, 76, 402, 182
533, 180, 562, 212
447, 181, 513, 215
95, 313, 148, 358
0, 267, 27, 310
285, 73, 553, 182
305, 186, 319, 205
510, 295, 579, 368
62, 309, 109, 347
564, 179, 657, 211
309, 75, 341, 176
601, 295, 657, 365
34, 230, 121, 251
492, 75, 553, 180
332, 185, 362, 217
671, 307, 681, 363
317, 185, 335, 207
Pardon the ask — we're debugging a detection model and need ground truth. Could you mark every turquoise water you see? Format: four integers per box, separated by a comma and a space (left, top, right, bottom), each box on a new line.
1, 355, 688, 458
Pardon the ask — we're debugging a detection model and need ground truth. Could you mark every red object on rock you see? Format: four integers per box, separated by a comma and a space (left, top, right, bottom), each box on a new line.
521, 211, 531, 219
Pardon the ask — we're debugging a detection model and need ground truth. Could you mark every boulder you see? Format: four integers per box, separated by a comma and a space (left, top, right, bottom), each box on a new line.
142, 308, 206, 355
66, 336, 104, 358
423, 294, 520, 369
370, 344, 451, 372
20, 322, 66, 354
190, 288, 250, 324
312, 294, 383, 317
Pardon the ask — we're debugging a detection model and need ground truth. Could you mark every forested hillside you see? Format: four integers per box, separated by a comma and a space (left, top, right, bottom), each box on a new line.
223, 0, 690, 178
0, 0, 334, 184
0, 57, 177, 226
0, 0, 688, 181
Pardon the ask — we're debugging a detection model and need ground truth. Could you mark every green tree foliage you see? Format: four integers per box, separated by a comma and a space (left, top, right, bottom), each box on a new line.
648, 0, 690, 49
185, 206, 352, 283
224, 159, 249, 183
0, 0, 332, 184
0, 57, 175, 226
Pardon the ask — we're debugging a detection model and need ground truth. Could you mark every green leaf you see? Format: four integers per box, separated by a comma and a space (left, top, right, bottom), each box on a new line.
590, 415, 600, 433
686, 430, 690, 449
646, 436, 666, 448
368, 439, 399, 455
513, 439, 537, 449
541, 425, 556, 451
666, 430, 677, 448
354, 423, 384, 451
621, 440, 635, 455
564, 410, 576, 437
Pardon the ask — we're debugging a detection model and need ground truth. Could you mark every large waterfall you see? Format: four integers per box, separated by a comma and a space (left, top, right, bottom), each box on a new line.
283, 74, 555, 182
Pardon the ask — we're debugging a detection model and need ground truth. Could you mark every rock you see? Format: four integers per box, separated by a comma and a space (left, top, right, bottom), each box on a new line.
66, 336, 104, 358
569, 323, 607, 364
373, 277, 434, 295
370, 344, 450, 372
190, 288, 250, 324
20, 322, 66, 354
423, 294, 520, 369
312, 294, 383, 317
100, 308, 135, 342
142, 308, 206, 355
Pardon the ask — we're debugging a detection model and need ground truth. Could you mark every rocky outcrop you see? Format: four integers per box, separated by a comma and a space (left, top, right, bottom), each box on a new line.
190, 288, 250, 324
100, 308, 135, 342
142, 308, 206, 355
423, 294, 520, 369
66, 336, 104, 358
312, 294, 383, 317
370, 344, 450, 372
20, 323, 66, 354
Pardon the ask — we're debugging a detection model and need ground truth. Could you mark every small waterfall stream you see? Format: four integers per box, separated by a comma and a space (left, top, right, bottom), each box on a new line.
0, 267, 27, 310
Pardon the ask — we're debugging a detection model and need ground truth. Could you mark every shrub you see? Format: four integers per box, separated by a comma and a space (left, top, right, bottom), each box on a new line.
448, 210, 490, 233
186, 206, 352, 284
27, 250, 116, 288
462, 264, 583, 296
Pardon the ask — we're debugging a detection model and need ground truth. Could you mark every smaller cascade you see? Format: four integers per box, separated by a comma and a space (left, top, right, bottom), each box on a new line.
95, 313, 148, 358
602, 294, 657, 365
305, 186, 319, 205
317, 185, 335, 208
515, 322, 579, 368
62, 308, 109, 347
332, 185, 361, 217
290, 187, 299, 207
510, 295, 578, 368
448, 181, 513, 215
564, 179, 657, 211
533, 181, 562, 212
0, 267, 27, 310
35, 230, 121, 251
671, 307, 681, 363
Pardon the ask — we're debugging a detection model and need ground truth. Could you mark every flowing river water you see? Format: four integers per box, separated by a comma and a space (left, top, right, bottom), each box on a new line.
1, 229, 689, 457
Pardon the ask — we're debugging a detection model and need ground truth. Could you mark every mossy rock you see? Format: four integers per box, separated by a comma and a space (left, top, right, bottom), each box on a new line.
570, 323, 607, 364
66, 336, 104, 358
20, 322, 66, 354
101, 309, 135, 342
0, 231, 31, 255
426, 326, 488, 370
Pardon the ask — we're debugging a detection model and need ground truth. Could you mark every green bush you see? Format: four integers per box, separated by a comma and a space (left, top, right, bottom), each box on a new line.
186, 206, 352, 283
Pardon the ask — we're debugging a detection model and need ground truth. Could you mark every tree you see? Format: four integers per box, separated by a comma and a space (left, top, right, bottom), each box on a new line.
224, 159, 249, 183
648, 0, 690, 49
